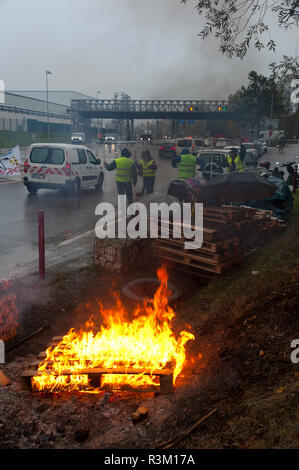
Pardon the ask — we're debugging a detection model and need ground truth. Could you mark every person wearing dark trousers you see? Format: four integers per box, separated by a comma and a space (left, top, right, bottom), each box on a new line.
104, 148, 137, 205
136, 150, 157, 196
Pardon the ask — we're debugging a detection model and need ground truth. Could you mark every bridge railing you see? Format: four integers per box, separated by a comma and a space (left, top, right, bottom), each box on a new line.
71, 99, 231, 113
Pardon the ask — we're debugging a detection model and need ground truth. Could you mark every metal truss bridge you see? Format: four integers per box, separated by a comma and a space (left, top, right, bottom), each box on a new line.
71, 99, 235, 121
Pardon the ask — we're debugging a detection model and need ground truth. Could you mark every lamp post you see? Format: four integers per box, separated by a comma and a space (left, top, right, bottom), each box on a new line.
97, 90, 101, 141
46, 70, 52, 141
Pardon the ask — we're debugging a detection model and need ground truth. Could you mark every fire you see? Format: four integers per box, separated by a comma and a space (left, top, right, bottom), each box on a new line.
32, 267, 194, 393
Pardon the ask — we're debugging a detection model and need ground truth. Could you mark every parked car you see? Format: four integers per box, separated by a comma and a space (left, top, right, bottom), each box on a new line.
23, 143, 104, 194
159, 140, 177, 158
71, 133, 85, 144
176, 137, 193, 153
215, 138, 228, 148
243, 151, 258, 170
197, 150, 228, 181
262, 142, 268, 153
252, 141, 265, 158
241, 142, 258, 158
224, 145, 240, 154
192, 137, 205, 154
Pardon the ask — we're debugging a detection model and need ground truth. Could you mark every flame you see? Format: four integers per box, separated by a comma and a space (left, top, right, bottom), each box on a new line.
32, 267, 194, 393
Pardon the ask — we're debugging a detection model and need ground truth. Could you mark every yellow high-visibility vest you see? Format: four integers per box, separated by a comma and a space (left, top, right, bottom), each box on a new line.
140, 159, 156, 178
115, 157, 134, 182
178, 154, 196, 180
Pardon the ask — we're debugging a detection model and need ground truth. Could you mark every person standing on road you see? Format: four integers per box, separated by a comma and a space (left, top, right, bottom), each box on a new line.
104, 147, 137, 205
279, 134, 286, 153
172, 148, 201, 180
227, 148, 237, 172
234, 150, 244, 173
136, 150, 157, 196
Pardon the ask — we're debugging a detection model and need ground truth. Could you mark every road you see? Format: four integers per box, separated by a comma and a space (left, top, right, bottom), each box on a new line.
0, 143, 177, 278
0, 142, 298, 279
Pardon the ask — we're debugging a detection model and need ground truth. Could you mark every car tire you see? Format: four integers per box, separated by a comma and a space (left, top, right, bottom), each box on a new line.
95, 173, 104, 190
26, 183, 38, 194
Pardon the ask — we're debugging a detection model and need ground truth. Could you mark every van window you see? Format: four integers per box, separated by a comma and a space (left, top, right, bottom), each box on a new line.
30, 147, 65, 165
77, 149, 87, 164
199, 153, 227, 166
86, 150, 97, 164
69, 149, 80, 164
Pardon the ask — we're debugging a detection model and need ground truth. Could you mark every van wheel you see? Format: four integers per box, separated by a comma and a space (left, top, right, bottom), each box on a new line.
73, 178, 81, 195
95, 173, 104, 190
26, 184, 38, 194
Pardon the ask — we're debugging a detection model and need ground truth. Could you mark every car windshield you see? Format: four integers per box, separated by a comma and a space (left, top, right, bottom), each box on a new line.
199, 153, 226, 166
30, 147, 65, 165
177, 139, 192, 147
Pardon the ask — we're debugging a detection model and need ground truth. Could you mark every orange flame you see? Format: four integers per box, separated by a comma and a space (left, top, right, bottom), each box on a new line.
32, 267, 194, 393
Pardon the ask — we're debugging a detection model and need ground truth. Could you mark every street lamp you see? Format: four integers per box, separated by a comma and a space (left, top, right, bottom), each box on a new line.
46, 70, 52, 141
96, 90, 101, 140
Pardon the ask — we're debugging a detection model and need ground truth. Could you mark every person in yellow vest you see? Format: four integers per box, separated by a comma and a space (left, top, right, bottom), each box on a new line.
104, 148, 137, 204
234, 152, 244, 173
227, 148, 237, 172
171, 148, 201, 180
136, 150, 157, 196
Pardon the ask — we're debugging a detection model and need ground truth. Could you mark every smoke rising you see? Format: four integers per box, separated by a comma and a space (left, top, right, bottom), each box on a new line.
0, 0, 295, 100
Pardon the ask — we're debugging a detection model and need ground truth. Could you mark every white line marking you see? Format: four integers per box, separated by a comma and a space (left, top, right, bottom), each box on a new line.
0, 179, 21, 186
59, 229, 94, 246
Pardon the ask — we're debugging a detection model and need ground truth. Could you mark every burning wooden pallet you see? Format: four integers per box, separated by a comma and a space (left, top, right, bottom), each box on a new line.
21, 336, 174, 394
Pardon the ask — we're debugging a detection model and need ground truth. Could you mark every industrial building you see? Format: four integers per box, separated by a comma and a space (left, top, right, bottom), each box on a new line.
0, 91, 94, 134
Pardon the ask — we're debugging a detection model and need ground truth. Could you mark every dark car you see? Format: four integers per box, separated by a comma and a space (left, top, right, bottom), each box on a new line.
159, 140, 177, 158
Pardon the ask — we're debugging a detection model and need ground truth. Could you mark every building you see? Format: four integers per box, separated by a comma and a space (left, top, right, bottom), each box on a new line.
0, 91, 95, 134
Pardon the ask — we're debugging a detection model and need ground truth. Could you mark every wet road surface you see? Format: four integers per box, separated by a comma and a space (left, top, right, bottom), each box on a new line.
0, 143, 177, 278
0, 142, 298, 278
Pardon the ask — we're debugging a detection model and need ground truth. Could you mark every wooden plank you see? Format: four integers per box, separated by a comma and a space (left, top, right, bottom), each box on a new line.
21, 367, 174, 394
154, 239, 233, 261
154, 244, 229, 266
154, 250, 222, 274
27, 366, 173, 377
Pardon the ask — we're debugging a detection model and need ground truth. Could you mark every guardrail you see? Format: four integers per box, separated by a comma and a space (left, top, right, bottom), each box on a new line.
0, 103, 71, 120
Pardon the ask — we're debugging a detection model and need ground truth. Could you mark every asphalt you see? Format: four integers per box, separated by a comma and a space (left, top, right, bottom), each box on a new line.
0, 141, 298, 279
0, 142, 177, 278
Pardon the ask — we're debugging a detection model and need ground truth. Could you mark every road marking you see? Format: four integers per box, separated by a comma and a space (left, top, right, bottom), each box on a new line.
0, 179, 21, 186
58, 229, 94, 246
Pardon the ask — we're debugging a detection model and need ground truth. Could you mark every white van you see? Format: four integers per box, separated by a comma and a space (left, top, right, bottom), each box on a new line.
23, 143, 104, 194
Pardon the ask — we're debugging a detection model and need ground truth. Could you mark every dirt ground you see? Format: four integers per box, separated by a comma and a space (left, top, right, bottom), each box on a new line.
0, 219, 298, 449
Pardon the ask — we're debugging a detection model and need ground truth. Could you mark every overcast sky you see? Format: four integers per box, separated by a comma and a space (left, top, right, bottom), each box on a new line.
1, 0, 298, 100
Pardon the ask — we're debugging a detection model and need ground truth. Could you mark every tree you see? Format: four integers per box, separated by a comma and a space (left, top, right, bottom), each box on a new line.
181, 0, 299, 61
229, 70, 287, 125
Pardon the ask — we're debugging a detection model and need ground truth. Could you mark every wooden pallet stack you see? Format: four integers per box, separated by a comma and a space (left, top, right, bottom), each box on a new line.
152, 205, 282, 277
0, 278, 19, 342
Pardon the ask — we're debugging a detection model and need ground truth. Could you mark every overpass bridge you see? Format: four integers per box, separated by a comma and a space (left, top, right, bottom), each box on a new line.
71, 99, 235, 121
